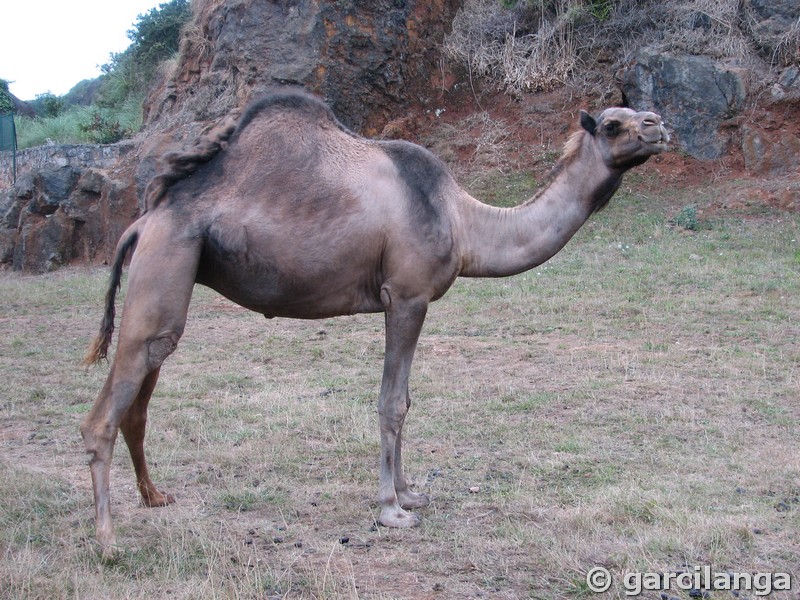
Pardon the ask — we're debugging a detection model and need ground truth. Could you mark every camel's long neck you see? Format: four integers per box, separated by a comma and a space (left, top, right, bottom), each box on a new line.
457, 135, 622, 278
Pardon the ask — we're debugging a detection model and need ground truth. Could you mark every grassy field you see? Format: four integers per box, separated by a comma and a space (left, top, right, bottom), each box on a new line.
0, 177, 798, 599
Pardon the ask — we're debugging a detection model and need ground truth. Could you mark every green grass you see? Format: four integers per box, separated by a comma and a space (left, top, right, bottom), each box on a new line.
0, 179, 797, 598
15, 97, 143, 149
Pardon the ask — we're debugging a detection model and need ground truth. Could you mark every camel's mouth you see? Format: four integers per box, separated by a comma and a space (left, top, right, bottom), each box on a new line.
644, 138, 669, 152
638, 118, 670, 153
639, 130, 670, 153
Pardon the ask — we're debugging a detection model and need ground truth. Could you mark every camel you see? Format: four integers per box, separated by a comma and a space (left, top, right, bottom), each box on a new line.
81, 90, 669, 555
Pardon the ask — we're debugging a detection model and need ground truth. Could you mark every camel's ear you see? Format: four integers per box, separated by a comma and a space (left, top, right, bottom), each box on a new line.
580, 110, 597, 135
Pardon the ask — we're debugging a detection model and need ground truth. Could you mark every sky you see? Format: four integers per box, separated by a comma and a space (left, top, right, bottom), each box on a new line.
1, 0, 165, 101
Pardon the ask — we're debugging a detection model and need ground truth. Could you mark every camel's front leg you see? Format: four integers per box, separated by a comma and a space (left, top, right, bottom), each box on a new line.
394, 425, 430, 510
377, 291, 429, 528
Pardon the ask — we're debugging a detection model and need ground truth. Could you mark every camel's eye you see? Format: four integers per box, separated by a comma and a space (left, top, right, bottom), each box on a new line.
604, 121, 621, 137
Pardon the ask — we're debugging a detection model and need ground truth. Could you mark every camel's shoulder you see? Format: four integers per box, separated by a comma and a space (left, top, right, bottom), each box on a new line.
377, 139, 454, 225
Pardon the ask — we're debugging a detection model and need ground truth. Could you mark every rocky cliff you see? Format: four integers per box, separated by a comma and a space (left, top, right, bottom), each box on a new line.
144, 0, 462, 134
0, 145, 138, 272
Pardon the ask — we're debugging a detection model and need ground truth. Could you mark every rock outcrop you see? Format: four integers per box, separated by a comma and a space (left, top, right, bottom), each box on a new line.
621, 48, 747, 160
144, 0, 462, 135
3, 0, 462, 272
620, 0, 799, 165
0, 149, 138, 273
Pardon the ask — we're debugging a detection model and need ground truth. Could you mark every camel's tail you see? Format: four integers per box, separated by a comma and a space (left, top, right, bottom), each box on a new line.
82, 223, 142, 366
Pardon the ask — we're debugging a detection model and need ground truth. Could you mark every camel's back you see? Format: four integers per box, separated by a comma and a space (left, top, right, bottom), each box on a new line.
219, 93, 373, 199
189, 92, 456, 237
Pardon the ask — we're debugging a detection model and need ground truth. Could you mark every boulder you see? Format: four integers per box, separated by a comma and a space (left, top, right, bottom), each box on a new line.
621, 47, 747, 160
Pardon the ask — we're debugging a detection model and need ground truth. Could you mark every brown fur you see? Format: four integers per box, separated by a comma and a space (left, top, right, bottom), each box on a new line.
81, 91, 669, 556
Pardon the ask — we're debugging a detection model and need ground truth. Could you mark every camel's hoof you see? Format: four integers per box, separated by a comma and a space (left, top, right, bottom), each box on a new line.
378, 507, 421, 528
141, 490, 176, 508
99, 544, 123, 562
94, 533, 121, 561
398, 489, 430, 510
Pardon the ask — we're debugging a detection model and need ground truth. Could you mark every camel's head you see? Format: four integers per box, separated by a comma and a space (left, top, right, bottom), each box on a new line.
580, 107, 670, 170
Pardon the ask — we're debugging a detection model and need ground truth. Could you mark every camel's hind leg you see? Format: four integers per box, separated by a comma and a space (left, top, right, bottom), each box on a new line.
119, 367, 174, 508
81, 221, 200, 556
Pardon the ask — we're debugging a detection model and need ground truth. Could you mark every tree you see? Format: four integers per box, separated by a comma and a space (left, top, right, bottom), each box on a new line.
99, 0, 192, 108
0, 79, 14, 114
35, 92, 65, 118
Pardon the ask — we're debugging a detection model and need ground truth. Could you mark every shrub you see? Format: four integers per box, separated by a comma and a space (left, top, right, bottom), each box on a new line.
35, 93, 66, 118
0, 79, 13, 114
79, 111, 133, 144
444, 0, 769, 94
672, 205, 700, 231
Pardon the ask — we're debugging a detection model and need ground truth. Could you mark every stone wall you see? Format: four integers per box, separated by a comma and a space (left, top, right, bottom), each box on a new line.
0, 143, 133, 190
0, 142, 139, 273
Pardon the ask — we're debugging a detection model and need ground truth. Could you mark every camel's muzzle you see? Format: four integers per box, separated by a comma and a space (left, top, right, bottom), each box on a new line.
639, 116, 670, 151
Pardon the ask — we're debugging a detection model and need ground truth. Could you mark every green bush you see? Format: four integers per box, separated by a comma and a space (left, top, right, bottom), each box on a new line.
0, 79, 13, 114
672, 205, 700, 231
79, 112, 132, 144
98, 0, 191, 108
35, 93, 66, 118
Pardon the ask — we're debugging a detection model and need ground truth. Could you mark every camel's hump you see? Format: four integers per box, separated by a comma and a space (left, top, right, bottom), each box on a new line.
234, 90, 349, 137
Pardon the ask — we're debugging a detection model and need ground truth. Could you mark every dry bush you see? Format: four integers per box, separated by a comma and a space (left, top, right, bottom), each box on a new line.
773, 18, 800, 66
742, 6, 800, 67
443, 0, 594, 93
656, 0, 755, 61
444, 0, 777, 94
180, 23, 215, 63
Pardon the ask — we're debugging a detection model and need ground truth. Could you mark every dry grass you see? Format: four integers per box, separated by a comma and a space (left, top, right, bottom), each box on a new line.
444, 0, 586, 94
0, 177, 799, 599
443, 0, 779, 94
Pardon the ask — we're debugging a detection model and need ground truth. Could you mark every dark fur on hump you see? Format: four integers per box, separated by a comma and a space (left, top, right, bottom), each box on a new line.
145, 90, 349, 210
231, 89, 353, 141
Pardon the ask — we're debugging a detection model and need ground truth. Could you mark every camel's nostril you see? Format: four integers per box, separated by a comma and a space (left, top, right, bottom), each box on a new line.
642, 118, 658, 127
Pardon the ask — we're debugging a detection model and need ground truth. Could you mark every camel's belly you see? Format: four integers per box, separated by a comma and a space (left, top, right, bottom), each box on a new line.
196, 246, 385, 319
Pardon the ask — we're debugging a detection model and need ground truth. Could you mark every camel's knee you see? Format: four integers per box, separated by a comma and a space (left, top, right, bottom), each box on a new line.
146, 333, 179, 371
378, 400, 409, 433
81, 416, 116, 457
80, 413, 106, 447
